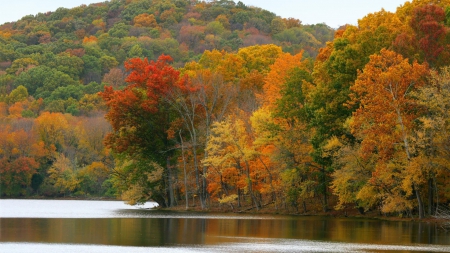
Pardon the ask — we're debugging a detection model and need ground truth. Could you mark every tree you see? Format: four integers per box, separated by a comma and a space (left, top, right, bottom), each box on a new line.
99, 55, 119, 74
413, 66, 450, 215
203, 115, 261, 210
133, 13, 158, 28
206, 21, 225, 36
35, 112, 69, 150
54, 53, 84, 80
394, 4, 450, 68
0, 157, 39, 196
349, 49, 429, 218
261, 51, 306, 109
8, 85, 28, 104
102, 68, 126, 88
178, 25, 206, 49
272, 66, 317, 212
0, 126, 42, 196
100, 55, 189, 207
270, 18, 287, 34
282, 18, 302, 29
215, 14, 230, 29
168, 62, 238, 208
15, 66, 78, 99
82, 55, 102, 84
7, 58, 38, 75
410, 5, 449, 67
250, 107, 285, 210
325, 137, 376, 212
76, 115, 111, 165
108, 22, 131, 38
47, 153, 80, 195
237, 44, 282, 74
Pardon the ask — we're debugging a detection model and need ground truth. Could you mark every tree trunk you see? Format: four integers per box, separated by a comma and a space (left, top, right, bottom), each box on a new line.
201, 154, 208, 209
179, 131, 189, 210
167, 157, 175, 207
191, 137, 204, 209
321, 167, 328, 212
237, 188, 241, 208
428, 177, 434, 215
244, 160, 260, 211
323, 191, 328, 212
257, 156, 277, 210
414, 183, 425, 219
393, 96, 423, 219
153, 193, 167, 208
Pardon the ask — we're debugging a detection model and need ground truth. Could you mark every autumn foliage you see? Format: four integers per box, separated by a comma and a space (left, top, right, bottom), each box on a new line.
2, 0, 450, 219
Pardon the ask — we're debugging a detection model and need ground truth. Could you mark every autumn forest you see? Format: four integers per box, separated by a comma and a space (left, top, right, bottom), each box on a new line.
1, 0, 450, 219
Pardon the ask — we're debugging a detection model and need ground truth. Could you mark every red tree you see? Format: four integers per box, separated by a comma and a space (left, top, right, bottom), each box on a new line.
395, 5, 450, 68
99, 55, 190, 207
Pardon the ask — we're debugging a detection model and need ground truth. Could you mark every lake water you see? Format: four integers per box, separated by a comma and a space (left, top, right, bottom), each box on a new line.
1, 199, 450, 252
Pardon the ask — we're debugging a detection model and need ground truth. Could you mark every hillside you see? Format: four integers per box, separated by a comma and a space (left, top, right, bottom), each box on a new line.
0, 0, 333, 109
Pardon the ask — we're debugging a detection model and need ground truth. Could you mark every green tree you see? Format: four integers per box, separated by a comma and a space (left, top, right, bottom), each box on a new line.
270, 18, 287, 34
8, 85, 28, 104
15, 66, 78, 99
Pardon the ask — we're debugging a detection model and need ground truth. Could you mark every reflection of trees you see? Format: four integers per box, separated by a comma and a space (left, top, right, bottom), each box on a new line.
2, 215, 449, 246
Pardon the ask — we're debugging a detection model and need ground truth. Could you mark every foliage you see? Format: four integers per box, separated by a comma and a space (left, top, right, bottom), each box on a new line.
2, 0, 450, 218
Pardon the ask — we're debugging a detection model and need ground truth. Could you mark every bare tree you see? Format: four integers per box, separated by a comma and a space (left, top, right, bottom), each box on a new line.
165, 70, 237, 209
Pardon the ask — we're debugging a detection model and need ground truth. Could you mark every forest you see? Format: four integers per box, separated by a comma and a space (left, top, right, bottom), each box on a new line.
1, 0, 450, 219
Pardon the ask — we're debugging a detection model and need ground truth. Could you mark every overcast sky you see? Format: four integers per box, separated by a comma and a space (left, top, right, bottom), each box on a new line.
1, 0, 408, 28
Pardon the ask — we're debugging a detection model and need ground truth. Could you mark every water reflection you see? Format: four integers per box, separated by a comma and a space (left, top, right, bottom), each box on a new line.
1, 200, 450, 252
1, 216, 450, 247
0, 199, 158, 218
2, 241, 450, 253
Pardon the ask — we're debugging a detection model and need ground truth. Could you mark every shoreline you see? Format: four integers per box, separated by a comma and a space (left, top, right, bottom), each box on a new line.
2, 196, 448, 225
153, 202, 449, 225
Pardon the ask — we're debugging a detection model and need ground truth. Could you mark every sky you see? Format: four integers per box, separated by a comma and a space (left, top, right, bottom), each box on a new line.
0, 0, 408, 28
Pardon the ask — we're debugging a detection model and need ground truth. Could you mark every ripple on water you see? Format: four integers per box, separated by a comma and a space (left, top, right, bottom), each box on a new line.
2, 240, 450, 253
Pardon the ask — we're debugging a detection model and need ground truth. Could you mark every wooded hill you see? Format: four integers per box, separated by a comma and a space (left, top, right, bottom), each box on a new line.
2, 0, 450, 220
0, 0, 332, 101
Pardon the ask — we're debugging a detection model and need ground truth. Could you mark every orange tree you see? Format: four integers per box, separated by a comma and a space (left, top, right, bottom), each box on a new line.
348, 49, 429, 218
0, 126, 44, 196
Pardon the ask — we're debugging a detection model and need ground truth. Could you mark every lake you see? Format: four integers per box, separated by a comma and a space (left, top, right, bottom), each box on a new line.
1, 199, 450, 252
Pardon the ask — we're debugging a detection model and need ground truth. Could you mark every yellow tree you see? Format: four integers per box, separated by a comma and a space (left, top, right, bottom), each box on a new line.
76, 115, 111, 165
133, 13, 158, 28
47, 153, 80, 195
325, 136, 377, 212
413, 67, 450, 214
34, 112, 69, 150
250, 107, 284, 210
237, 44, 283, 74
197, 49, 245, 82
203, 114, 261, 210
350, 49, 429, 218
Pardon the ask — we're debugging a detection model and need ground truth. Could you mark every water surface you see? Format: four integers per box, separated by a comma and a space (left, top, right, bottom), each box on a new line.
1, 199, 450, 252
